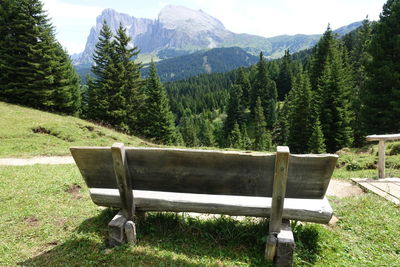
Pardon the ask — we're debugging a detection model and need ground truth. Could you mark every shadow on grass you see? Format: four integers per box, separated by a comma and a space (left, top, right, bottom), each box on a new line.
21, 209, 321, 266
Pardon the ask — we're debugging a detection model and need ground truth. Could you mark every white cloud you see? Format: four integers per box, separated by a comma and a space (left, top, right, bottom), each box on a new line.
42, 0, 103, 21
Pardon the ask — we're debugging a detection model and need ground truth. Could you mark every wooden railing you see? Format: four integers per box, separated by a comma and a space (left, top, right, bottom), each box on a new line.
366, 134, 400, 179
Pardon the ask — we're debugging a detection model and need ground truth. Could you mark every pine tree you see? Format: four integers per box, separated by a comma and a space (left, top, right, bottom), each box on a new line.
287, 73, 313, 153
276, 50, 293, 100
241, 127, 252, 150
198, 119, 216, 147
227, 122, 243, 149
253, 97, 272, 151
310, 25, 336, 90
236, 67, 251, 107
179, 116, 199, 147
317, 43, 354, 152
224, 84, 245, 142
272, 94, 293, 146
251, 52, 277, 128
350, 18, 372, 146
0, 0, 80, 114
87, 22, 114, 122
362, 0, 400, 134
308, 118, 326, 153
143, 62, 177, 145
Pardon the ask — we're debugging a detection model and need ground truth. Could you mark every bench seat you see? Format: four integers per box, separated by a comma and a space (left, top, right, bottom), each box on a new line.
90, 188, 333, 224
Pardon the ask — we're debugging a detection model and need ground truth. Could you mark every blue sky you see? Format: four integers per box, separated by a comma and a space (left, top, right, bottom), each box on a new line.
42, 0, 387, 54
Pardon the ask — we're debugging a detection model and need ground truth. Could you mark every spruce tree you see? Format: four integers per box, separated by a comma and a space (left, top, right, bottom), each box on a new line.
87, 22, 114, 122
0, 0, 80, 114
362, 0, 400, 133
308, 117, 326, 153
317, 43, 354, 152
227, 122, 243, 149
198, 119, 216, 147
224, 84, 245, 142
143, 62, 177, 145
276, 50, 293, 100
179, 116, 199, 147
236, 67, 251, 107
350, 18, 372, 146
251, 52, 277, 128
253, 97, 272, 151
287, 73, 313, 153
310, 25, 336, 90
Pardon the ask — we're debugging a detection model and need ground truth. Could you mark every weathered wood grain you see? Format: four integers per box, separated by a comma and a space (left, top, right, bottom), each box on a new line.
111, 143, 135, 220
266, 146, 290, 261
70, 147, 337, 199
366, 134, 400, 141
89, 189, 333, 223
353, 178, 400, 205
378, 140, 385, 178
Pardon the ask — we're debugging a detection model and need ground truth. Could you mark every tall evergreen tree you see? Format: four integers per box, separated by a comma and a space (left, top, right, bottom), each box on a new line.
287, 73, 313, 153
142, 62, 177, 145
112, 25, 144, 132
317, 42, 354, 152
253, 97, 272, 151
350, 18, 373, 146
227, 122, 243, 149
251, 52, 277, 128
276, 50, 293, 100
0, 0, 80, 114
310, 25, 336, 90
236, 67, 252, 107
308, 117, 326, 153
224, 84, 245, 141
87, 22, 114, 122
362, 0, 400, 134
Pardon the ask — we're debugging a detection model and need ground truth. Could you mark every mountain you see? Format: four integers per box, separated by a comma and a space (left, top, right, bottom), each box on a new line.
75, 47, 257, 83
142, 47, 258, 82
73, 6, 362, 65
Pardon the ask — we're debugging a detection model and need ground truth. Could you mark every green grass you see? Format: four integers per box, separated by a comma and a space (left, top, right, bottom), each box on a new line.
1, 164, 400, 266
332, 144, 400, 180
0, 102, 149, 158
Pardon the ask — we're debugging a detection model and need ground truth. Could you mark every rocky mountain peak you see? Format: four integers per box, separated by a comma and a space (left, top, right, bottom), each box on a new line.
158, 5, 225, 32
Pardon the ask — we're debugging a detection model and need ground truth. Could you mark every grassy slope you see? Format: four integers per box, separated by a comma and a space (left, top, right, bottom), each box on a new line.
0, 102, 149, 158
1, 102, 400, 265
1, 164, 400, 266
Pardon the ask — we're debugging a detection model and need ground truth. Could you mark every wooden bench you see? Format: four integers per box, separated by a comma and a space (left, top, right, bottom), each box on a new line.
70, 143, 338, 266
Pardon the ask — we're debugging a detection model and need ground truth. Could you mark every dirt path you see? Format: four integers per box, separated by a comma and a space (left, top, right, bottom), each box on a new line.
326, 179, 364, 198
0, 156, 364, 198
0, 156, 74, 166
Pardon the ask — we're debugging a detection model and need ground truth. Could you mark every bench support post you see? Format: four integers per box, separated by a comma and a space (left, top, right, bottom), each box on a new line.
266, 146, 290, 264
109, 143, 136, 246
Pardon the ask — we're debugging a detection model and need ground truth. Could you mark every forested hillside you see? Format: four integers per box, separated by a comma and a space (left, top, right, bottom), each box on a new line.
165, 2, 400, 153
141, 47, 258, 82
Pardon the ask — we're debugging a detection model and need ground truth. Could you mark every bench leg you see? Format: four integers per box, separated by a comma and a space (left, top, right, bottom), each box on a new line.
108, 211, 137, 246
265, 219, 295, 266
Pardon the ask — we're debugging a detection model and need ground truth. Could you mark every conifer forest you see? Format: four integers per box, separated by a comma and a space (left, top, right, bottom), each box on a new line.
1, 0, 400, 153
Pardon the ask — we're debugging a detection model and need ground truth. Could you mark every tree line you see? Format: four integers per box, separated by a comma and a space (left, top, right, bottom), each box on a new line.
166, 0, 400, 153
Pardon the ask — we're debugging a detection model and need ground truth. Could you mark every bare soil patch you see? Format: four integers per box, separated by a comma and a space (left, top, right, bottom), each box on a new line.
24, 216, 40, 227
327, 179, 364, 198
65, 184, 82, 200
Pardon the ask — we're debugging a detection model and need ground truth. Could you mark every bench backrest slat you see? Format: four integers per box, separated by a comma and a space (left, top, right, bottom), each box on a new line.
71, 147, 338, 199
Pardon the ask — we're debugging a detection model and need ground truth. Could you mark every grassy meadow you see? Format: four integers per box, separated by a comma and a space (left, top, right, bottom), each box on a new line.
0, 102, 148, 158
1, 102, 400, 266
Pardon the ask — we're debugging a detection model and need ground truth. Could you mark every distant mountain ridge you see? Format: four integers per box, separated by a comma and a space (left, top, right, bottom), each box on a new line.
141, 47, 259, 82
73, 5, 362, 65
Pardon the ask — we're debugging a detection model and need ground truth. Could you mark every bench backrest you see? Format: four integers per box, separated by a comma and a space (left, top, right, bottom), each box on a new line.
71, 146, 338, 199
